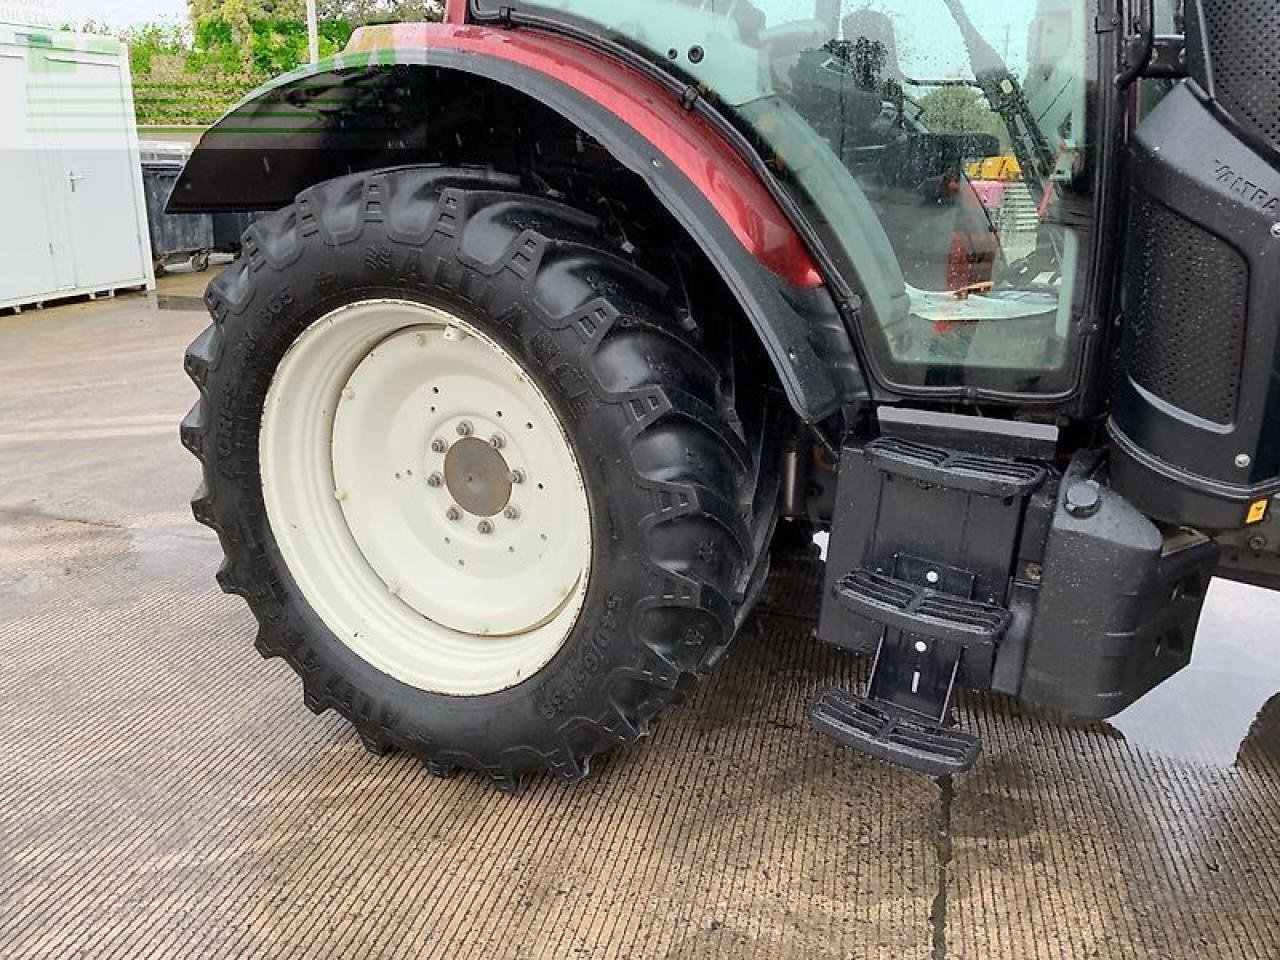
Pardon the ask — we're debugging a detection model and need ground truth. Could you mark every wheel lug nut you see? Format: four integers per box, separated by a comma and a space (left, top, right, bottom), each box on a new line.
427, 473, 443, 488
431, 438, 448, 454
456, 420, 473, 437
477, 519, 494, 534
509, 469, 525, 484
489, 434, 505, 450
503, 505, 520, 520
446, 506, 461, 521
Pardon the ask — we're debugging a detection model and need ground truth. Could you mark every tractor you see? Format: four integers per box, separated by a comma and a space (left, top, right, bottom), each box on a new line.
171, 0, 1280, 786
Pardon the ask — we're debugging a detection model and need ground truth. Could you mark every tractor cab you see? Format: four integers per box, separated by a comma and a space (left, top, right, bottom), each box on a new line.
473, 0, 1094, 397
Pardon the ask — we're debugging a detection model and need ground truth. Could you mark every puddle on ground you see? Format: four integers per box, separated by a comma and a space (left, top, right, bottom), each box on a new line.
154, 295, 207, 312
1110, 578, 1280, 769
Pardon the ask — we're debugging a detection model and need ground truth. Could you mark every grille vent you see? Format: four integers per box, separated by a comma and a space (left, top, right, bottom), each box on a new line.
1191, 0, 1280, 153
1120, 193, 1249, 425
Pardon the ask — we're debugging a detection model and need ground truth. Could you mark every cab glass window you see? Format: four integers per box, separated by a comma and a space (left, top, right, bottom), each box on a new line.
473, 0, 1096, 396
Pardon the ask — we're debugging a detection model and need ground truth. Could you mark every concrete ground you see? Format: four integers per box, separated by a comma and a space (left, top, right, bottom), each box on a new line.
1, 273, 1277, 959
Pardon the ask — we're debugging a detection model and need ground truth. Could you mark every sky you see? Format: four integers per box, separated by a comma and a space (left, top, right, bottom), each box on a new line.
65, 0, 187, 27
12, 0, 188, 29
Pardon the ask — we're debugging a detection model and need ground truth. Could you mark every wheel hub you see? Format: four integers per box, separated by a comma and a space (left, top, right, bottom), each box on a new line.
442, 437, 512, 517
259, 300, 592, 695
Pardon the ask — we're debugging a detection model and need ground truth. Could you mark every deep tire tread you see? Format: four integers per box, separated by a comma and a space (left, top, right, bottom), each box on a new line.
183, 166, 763, 792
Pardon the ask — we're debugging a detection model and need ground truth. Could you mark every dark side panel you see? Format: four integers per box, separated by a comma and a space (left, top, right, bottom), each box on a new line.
1013, 487, 1218, 719
1109, 82, 1280, 529
1216, 497, 1280, 592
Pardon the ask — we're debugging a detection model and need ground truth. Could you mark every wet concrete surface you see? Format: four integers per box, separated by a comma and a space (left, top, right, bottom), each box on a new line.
0, 273, 1277, 958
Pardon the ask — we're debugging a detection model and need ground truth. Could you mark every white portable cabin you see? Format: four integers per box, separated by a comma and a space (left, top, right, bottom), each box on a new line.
0, 24, 154, 312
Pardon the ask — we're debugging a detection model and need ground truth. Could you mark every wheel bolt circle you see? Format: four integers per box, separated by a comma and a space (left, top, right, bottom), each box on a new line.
477, 519, 494, 534
490, 434, 505, 449
504, 505, 520, 520
456, 420, 473, 437
446, 506, 461, 521
431, 438, 448, 454
427, 473, 443, 488
509, 469, 525, 484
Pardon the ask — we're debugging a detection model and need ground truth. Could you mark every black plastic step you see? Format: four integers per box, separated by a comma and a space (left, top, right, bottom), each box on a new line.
836, 568, 1011, 645
865, 437, 1046, 498
809, 688, 981, 776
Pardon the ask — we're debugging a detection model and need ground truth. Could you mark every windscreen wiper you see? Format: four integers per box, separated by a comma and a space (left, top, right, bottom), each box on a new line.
939, 0, 1058, 192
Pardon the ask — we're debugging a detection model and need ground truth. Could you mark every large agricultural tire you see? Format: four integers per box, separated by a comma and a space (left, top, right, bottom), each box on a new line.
181, 166, 766, 791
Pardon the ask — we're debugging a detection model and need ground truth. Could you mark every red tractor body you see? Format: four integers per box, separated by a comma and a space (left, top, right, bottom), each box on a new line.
344, 19, 821, 286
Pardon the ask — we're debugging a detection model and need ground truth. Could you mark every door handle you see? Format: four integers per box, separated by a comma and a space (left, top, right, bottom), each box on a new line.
68, 172, 86, 192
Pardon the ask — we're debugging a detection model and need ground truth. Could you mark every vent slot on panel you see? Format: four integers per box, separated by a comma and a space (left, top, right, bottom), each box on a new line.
1200, 0, 1280, 153
1120, 192, 1249, 425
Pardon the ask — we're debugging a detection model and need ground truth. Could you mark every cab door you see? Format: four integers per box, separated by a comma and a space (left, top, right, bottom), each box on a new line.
769, 0, 1095, 399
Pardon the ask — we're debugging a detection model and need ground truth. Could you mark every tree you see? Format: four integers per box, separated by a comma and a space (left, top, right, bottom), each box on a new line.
916, 85, 1005, 142
317, 0, 443, 23
75, 2, 445, 126
186, 0, 440, 70
187, 0, 441, 36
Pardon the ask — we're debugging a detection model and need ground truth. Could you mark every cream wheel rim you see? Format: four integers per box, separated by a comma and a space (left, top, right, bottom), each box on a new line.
259, 300, 592, 695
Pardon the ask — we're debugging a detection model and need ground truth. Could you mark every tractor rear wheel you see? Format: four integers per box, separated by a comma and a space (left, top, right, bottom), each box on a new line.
181, 167, 763, 790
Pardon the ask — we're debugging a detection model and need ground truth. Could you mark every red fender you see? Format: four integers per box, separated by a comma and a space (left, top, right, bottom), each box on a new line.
348, 21, 823, 288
